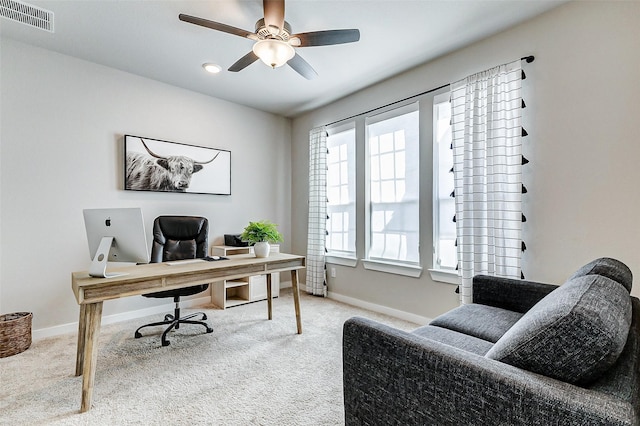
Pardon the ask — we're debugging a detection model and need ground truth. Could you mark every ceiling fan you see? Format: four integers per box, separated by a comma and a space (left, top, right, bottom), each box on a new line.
179, 0, 360, 80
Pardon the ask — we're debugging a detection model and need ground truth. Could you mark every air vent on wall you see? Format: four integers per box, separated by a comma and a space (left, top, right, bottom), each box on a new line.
0, 0, 54, 33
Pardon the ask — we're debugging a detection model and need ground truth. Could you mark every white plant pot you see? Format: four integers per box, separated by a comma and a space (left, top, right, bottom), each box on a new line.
253, 242, 270, 258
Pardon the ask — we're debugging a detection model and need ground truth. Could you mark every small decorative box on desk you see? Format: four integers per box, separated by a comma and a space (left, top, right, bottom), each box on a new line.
210, 245, 280, 309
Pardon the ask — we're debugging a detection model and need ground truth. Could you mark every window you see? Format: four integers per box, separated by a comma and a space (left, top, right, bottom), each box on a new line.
326, 125, 356, 258
432, 93, 457, 272
365, 104, 420, 265
323, 96, 453, 279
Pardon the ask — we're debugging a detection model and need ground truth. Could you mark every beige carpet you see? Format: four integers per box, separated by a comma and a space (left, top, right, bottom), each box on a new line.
0, 290, 418, 425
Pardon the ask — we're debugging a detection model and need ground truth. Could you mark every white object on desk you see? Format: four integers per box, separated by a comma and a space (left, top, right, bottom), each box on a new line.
165, 259, 204, 266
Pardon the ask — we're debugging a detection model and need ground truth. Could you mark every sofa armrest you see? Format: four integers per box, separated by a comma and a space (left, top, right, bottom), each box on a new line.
473, 275, 558, 313
343, 316, 635, 426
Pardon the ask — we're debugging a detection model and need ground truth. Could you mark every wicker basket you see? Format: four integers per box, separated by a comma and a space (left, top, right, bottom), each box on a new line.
0, 312, 32, 358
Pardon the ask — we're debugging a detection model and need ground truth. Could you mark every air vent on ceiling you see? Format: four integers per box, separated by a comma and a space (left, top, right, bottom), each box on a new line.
0, 0, 54, 33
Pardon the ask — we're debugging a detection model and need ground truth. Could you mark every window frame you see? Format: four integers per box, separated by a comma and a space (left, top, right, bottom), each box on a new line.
429, 91, 459, 285
325, 122, 357, 265
362, 102, 422, 277
323, 90, 465, 282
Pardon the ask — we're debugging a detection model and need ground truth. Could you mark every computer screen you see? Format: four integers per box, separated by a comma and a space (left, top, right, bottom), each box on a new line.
83, 207, 150, 278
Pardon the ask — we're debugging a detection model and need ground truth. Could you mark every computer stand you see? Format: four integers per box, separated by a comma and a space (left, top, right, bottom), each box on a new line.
88, 236, 128, 278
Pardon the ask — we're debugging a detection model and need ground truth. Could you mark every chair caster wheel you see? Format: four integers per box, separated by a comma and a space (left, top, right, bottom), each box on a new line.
164, 314, 173, 321
202, 314, 208, 320
134, 331, 142, 338
206, 327, 213, 333
162, 340, 170, 347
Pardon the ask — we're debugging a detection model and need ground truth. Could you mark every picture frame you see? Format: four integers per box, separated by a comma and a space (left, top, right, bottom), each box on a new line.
124, 135, 231, 195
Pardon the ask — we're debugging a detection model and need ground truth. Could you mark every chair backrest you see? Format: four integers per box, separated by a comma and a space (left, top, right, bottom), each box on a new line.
150, 216, 208, 263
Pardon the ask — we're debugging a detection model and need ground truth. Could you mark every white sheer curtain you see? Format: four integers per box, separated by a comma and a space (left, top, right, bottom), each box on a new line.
307, 126, 328, 296
451, 60, 523, 304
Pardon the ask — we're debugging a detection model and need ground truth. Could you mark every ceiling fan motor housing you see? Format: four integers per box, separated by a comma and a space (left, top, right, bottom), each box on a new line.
255, 18, 291, 41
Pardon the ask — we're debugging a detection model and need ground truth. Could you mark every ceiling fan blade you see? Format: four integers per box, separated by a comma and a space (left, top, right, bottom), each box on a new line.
291, 29, 360, 47
287, 53, 318, 80
179, 14, 254, 39
228, 51, 260, 72
263, 0, 285, 32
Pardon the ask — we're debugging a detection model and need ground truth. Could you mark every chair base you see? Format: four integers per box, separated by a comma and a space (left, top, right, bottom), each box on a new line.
135, 310, 213, 347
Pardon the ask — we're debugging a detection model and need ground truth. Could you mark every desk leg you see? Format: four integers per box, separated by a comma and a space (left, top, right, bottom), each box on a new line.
291, 270, 302, 334
80, 302, 103, 413
266, 273, 273, 320
75, 304, 87, 376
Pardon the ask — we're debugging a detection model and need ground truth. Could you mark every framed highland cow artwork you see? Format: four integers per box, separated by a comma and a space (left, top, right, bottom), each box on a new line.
124, 135, 231, 195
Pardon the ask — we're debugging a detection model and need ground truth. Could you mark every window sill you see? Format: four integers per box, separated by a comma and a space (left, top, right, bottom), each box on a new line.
326, 255, 358, 267
428, 268, 460, 285
362, 259, 422, 278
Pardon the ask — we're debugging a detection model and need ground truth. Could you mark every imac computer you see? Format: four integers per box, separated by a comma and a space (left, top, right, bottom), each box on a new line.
83, 207, 150, 278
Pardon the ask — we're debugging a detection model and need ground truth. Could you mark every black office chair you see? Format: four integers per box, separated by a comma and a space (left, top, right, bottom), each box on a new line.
134, 216, 213, 346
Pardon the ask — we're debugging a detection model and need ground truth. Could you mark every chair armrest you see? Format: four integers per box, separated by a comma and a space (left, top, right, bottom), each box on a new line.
343, 316, 635, 426
472, 275, 558, 313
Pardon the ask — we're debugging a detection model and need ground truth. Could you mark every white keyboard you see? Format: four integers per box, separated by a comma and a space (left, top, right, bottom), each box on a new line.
165, 259, 204, 266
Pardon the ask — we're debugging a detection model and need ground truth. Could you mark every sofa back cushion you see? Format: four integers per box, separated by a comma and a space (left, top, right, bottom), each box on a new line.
485, 274, 632, 385
568, 257, 632, 293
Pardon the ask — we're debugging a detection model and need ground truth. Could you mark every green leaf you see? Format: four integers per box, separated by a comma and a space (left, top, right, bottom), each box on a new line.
239, 220, 283, 244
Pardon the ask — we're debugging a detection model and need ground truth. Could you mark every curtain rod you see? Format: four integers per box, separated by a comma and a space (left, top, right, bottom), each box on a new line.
323, 55, 535, 128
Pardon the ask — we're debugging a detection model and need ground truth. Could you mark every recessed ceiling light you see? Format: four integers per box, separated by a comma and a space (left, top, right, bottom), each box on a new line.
202, 63, 221, 74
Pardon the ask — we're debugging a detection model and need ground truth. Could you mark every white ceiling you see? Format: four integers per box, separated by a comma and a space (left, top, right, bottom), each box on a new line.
1, 0, 565, 117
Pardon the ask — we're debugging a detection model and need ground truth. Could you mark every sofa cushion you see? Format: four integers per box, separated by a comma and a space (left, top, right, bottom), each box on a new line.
485, 274, 632, 385
568, 257, 632, 292
586, 297, 640, 399
411, 325, 494, 356
429, 304, 524, 343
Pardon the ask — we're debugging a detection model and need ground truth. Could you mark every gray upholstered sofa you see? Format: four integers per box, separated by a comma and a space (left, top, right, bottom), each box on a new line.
343, 258, 640, 425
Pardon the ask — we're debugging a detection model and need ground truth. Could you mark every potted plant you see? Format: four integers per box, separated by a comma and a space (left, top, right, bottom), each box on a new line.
240, 220, 283, 258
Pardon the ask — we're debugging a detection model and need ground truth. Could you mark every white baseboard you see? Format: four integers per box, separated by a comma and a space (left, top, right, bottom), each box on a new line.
34, 281, 428, 340
32, 295, 211, 341
299, 282, 431, 325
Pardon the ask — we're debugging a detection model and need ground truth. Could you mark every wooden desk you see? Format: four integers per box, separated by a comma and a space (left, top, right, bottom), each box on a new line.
71, 253, 305, 413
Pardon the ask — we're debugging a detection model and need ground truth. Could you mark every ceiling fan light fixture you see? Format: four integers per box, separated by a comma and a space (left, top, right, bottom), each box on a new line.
202, 63, 222, 74
252, 39, 294, 69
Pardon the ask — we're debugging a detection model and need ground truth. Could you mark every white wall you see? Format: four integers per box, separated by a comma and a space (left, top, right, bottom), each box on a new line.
0, 39, 291, 333
291, 1, 640, 320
